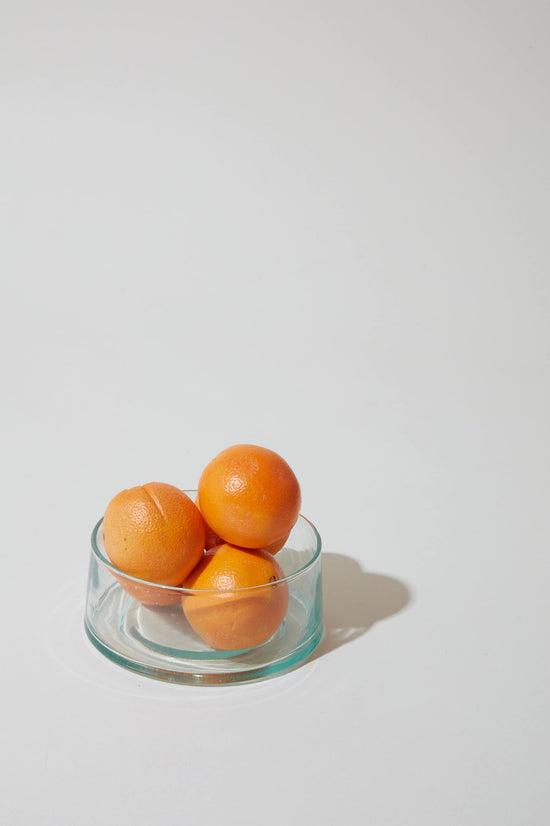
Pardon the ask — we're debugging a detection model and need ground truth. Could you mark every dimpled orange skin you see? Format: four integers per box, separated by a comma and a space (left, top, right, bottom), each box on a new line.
195, 493, 290, 554
103, 482, 206, 605
181, 543, 289, 650
197, 444, 301, 549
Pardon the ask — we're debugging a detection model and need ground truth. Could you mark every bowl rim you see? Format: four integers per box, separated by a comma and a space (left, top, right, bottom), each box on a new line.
90, 493, 322, 595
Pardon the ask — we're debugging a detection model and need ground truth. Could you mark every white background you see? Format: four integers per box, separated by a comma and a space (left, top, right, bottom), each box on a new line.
2, 2, 549, 824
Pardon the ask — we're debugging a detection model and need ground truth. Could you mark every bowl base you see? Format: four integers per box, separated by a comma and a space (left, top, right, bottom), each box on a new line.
84, 584, 323, 686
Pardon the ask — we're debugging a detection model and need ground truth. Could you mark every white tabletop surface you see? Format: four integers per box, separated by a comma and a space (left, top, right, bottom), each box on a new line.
2, 3, 549, 824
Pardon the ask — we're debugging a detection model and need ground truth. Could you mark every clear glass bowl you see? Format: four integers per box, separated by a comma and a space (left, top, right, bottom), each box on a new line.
84, 492, 323, 685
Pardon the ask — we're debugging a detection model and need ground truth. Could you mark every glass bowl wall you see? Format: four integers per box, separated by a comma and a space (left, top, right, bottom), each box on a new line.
84, 493, 323, 685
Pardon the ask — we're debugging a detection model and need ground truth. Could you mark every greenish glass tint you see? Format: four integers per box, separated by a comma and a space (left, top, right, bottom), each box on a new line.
84, 493, 323, 685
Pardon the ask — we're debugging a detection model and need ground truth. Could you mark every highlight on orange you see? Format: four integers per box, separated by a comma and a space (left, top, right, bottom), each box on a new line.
197, 444, 301, 550
102, 482, 206, 604
181, 543, 289, 650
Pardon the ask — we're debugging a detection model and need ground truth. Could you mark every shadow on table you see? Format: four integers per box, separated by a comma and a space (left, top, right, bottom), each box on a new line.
313, 552, 412, 659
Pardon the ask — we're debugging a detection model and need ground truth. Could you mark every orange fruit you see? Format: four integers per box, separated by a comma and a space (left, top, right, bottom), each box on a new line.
195, 493, 290, 554
260, 531, 290, 555
194, 493, 223, 550
203, 521, 222, 551
197, 444, 301, 549
181, 543, 289, 650
103, 482, 205, 605
111, 575, 184, 608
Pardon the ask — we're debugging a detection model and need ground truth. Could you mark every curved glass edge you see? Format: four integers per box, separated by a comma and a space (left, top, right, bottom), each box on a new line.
90, 509, 322, 594
84, 619, 324, 687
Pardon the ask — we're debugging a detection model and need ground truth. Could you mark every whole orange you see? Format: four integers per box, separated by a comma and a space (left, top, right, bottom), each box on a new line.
181, 543, 289, 650
197, 444, 301, 549
103, 482, 205, 604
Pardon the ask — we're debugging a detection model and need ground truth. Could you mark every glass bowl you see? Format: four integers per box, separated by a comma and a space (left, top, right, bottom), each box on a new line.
84, 492, 323, 685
